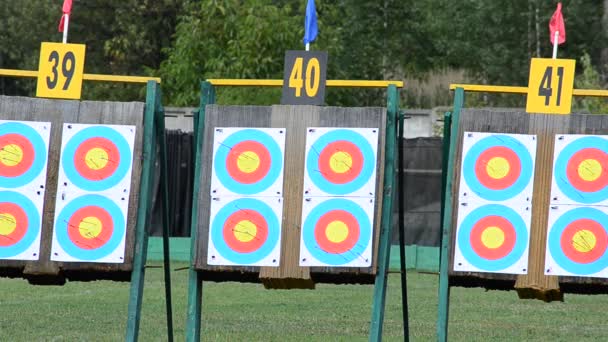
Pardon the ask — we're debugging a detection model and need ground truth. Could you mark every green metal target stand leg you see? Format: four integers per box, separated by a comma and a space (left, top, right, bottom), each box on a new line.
185, 82, 404, 341
436, 87, 465, 342
126, 80, 174, 342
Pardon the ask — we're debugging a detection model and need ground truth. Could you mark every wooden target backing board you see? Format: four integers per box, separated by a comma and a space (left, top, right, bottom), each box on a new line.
194, 105, 386, 285
0, 95, 144, 281
448, 109, 608, 292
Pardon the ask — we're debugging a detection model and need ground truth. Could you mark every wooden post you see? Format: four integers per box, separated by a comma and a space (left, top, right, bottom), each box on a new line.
369, 84, 399, 341
155, 90, 174, 342
125, 81, 159, 341
436, 88, 464, 342
186, 81, 216, 342
397, 111, 410, 341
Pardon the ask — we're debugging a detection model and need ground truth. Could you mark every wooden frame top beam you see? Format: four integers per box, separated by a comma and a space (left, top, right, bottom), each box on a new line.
450, 83, 608, 98
207, 79, 404, 88
0, 68, 160, 84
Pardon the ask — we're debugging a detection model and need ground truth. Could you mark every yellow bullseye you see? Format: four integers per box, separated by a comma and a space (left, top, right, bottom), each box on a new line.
0, 144, 23, 167
325, 220, 349, 243
85, 148, 109, 170
234, 220, 257, 242
578, 159, 602, 182
486, 157, 510, 179
481, 226, 505, 249
329, 151, 353, 174
0, 213, 17, 236
236, 151, 260, 173
79, 216, 103, 239
572, 229, 597, 253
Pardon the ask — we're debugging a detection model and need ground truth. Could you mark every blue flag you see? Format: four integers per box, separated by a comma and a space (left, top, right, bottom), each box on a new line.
303, 0, 318, 46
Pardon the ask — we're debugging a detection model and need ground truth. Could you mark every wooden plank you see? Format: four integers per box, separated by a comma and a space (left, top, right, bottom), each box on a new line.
194, 105, 386, 286
0, 95, 144, 282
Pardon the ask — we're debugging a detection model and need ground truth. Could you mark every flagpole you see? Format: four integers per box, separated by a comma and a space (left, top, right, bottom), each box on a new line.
552, 31, 558, 59
62, 14, 69, 43
306, 43, 310, 51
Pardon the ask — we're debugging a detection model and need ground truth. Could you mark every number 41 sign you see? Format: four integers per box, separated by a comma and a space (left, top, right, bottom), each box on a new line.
526, 58, 576, 115
36, 42, 86, 100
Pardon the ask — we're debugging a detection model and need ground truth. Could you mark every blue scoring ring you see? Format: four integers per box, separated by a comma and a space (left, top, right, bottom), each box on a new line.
457, 204, 528, 272
0, 191, 41, 258
548, 207, 608, 275
554, 136, 608, 204
306, 129, 375, 195
463, 134, 533, 201
302, 198, 372, 265
62, 126, 132, 192
55, 194, 125, 261
210, 198, 280, 265
214, 129, 283, 195
0, 121, 47, 188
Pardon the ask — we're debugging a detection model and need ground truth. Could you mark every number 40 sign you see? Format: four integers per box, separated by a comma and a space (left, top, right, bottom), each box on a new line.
36, 42, 86, 100
526, 58, 576, 115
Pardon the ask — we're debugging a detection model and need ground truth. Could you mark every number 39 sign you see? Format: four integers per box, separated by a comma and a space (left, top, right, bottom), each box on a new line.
281, 50, 327, 105
526, 58, 576, 115
36, 42, 86, 100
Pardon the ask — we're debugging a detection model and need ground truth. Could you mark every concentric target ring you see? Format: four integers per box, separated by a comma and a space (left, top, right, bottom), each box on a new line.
214, 129, 283, 195
210, 198, 280, 264
62, 126, 132, 192
306, 129, 375, 195
0, 191, 40, 258
555, 136, 608, 203
0, 122, 47, 188
548, 207, 608, 275
55, 194, 125, 260
302, 198, 371, 265
463, 135, 533, 201
457, 204, 528, 271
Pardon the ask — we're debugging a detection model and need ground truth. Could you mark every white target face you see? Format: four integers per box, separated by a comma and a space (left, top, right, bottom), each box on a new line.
51, 124, 136, 263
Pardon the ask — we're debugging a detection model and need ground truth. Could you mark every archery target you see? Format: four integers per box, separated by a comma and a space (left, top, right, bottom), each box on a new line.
459, 132, 537, 202
51, 192, 127, 263
303, 127, 379, 197
207, 196, 282, 266
0, 120, 50, 261
454, 202, 530, 274
58, 124, 136, 193
551, 135, 608, 205
545, 205, 608, 277
210, 128, 286, 197
299, 196, 374, 267
0, 191, 43, 260
0, 120, 50, 190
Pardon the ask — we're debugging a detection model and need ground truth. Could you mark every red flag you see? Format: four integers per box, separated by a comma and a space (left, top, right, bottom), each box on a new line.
58, 0, 73, 32
549, 2, 566, 45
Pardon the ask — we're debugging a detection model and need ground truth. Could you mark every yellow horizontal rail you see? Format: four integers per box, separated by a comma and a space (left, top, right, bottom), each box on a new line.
207, 79, 404, 88
450, 83, 608, 98
0, 68, 160, 84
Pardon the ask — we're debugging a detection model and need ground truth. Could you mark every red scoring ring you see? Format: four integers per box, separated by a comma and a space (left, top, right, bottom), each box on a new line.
565, 148, 608, 193
560, 218, 608, 264
474, 146, 521, 190
225, 141, 271, 184
0, 202, 28, 247
0, 134, 35, 178
318, 141, 364, 184
222, 209, 268, 253
469, 215, 516, 260
66, 205, 114, 250
73, 137, 120, 181
313, 210, 359, 254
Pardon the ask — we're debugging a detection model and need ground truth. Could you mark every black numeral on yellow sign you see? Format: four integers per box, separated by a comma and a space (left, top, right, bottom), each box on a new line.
281, 50, 327, 105
46, 51, 76, 91
538, 66, 564, 106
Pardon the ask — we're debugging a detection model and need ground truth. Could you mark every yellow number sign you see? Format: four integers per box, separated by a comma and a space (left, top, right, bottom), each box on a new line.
281, 50, 327, 105
36, 42, 86, 100
526, 58, 575, 115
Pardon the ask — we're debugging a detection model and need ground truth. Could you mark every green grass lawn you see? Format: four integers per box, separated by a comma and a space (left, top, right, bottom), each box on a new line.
1, 265, 608, 341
